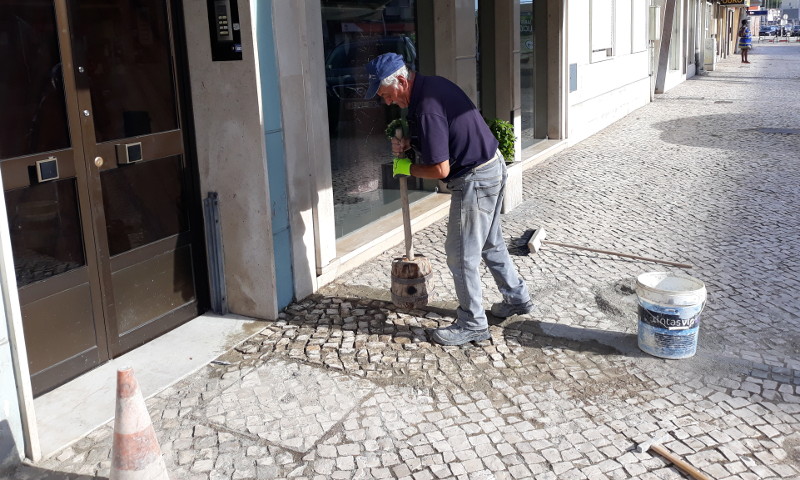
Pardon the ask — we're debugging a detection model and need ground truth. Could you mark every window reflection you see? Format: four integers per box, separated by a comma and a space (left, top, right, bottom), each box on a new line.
322, 0, 432, 238
476, 0, 481, 110
0, 1, 70, 160
70, 0, 177, 141
5, 180, 85, 287
101, 156, 187, 256
520, 1, 535, 149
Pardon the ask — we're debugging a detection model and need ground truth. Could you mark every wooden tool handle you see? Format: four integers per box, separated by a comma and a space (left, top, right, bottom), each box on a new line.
542, 240, 693, 269
395, 127, 414, 260
399, 176, 414, 260
650, 444, 712, 480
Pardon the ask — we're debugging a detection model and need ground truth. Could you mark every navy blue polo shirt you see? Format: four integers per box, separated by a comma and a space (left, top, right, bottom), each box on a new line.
407, 74, 499, 182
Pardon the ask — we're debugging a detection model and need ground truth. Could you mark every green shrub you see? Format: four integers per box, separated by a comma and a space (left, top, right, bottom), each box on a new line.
385, 118, 407, 140
486, 117, 516, 163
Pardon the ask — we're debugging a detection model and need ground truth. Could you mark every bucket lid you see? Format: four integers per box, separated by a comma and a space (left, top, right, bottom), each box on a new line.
635, 271, 706, 306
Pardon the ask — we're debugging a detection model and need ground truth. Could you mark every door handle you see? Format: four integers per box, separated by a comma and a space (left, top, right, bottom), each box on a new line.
94, 157, 104, 167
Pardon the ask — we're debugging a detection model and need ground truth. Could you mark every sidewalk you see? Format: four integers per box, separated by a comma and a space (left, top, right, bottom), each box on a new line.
16, 44, 800, 480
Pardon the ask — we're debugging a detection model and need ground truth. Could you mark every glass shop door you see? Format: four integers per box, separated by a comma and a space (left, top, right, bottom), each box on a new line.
0, 0, 203, 396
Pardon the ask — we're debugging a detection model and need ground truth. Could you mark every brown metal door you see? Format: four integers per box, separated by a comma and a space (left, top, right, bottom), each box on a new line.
1, 0, 202, 396
68, 0, 201, 358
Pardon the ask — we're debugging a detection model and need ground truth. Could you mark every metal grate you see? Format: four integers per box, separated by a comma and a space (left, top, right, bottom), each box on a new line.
203, 192, 228, 314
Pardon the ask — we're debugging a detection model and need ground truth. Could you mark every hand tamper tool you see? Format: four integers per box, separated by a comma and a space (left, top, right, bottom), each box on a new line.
390, 128, 432, 309
527, 226, 693, 269
635, 434, 712, 480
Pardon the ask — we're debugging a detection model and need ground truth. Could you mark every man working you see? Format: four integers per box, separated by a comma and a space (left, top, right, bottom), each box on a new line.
364, 52, 532, 346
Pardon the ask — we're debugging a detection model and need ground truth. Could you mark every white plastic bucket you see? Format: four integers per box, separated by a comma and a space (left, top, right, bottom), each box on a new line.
635, 272, 707, 359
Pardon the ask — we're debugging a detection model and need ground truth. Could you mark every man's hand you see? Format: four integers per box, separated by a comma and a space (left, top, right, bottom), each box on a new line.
391, 136, 411, 157
392, 157, 412, 177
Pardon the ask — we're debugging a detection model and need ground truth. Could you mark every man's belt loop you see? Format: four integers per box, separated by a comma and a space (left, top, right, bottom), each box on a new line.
475, 152, 500, 171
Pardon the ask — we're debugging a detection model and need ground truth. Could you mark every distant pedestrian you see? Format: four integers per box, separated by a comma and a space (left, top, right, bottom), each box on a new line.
738, 19, 752, 64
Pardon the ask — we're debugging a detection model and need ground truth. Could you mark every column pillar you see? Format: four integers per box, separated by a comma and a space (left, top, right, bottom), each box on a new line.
432, 0, 479, 104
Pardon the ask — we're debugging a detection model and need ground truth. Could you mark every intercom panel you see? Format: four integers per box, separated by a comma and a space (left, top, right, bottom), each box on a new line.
207, 0, 242, 61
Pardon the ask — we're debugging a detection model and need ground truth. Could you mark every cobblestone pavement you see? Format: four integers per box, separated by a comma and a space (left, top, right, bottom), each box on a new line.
16, 44, 800, 479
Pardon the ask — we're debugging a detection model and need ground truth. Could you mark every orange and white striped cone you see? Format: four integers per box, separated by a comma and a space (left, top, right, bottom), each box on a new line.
110, 367, 169, 480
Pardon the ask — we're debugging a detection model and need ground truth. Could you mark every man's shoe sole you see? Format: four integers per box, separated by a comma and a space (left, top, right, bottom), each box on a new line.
490, 303, 534, 319
430, 330, 491, 346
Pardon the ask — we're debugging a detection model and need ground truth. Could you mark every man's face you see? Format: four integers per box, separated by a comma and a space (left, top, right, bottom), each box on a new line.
377, 76, 410, 108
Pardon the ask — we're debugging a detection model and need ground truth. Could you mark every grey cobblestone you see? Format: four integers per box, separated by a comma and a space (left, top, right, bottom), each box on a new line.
14, 44, 800, 480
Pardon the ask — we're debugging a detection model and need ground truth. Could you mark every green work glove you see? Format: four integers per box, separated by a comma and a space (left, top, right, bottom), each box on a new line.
393, 157, 412, 177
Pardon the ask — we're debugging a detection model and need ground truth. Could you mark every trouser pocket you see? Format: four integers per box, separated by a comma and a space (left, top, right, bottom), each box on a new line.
476, 180, 502, 213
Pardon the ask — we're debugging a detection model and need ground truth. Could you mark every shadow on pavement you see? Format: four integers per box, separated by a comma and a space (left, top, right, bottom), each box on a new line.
507, 230, 533, 256
315, 282, 644, 359
1, 423, 104, 480
321, 255, 654, 359
12, 463, 107, 480
420, 303, 641, 358
653, 112, 800, 151
498, 316, 642, 358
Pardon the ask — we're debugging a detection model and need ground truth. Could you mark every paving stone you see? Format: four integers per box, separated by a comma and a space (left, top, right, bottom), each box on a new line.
14, 45, 800, 480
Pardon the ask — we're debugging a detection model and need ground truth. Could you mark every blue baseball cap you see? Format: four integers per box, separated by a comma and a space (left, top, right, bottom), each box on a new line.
364, 53, 406, 99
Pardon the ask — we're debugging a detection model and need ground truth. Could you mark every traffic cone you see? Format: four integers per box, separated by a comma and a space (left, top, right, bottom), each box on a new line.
110, 367, 169, 480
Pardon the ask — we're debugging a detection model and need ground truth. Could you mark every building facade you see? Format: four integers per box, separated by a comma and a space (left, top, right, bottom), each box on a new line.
0, 0, 748, 467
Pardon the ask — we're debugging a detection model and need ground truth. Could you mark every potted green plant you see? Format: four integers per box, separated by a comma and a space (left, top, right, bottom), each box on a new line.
485, 117, 516, 164
385, 118, 407, 140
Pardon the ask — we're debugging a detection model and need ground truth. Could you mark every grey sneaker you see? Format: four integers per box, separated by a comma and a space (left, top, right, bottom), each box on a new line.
430, 324, 490, 346
490, 300, 534, 318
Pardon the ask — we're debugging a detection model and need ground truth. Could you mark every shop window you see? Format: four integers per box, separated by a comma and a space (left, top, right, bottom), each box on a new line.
0, 2, 70, 160
5, 180, 85, 287
591, 0, 615, 62
632, 0, 648, 53
669, 1, 681, 70
519, 0, 548, 149
475, 0, 481, 110
520, 0, 536, 149
688, 0, 697, 66
321, 0, 431, 239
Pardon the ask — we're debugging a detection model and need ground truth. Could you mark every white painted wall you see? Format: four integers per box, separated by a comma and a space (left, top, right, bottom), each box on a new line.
566, 1, 652, 143
661, 0, 691, 92
181, 0, 279, 320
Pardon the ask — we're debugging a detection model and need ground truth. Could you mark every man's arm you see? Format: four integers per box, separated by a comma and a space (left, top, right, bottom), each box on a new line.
392, 136, 450, 179
411, 161, 449, 180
